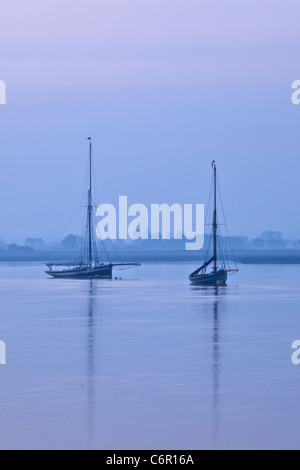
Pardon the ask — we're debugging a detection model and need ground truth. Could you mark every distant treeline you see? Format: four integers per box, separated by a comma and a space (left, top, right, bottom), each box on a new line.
0, 231, 299, 256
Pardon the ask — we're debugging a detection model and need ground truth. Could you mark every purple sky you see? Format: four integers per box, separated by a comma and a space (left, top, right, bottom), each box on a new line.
3, 0, 300, 88
1, 0, 300, 241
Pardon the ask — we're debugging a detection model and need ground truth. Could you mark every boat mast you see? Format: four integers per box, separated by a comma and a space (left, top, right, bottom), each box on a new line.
88, 138, 93, 266
213, 161, 217, 272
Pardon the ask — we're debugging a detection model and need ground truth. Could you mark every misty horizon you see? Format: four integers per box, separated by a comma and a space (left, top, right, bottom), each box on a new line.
1, 1, 300, 241
1, 230, 299, 252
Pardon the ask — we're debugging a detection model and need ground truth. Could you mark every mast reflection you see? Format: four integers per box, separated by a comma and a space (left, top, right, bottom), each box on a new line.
192, 284, 224, 450
87, 280, 96, 450
212, 287, 220, 450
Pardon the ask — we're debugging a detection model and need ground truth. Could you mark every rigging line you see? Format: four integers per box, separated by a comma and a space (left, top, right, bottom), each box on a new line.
205, 173, 214, 224
198, 172, 214, 265
218, 225, 229, 268
90, 146, 128, 264
68, 191, 88, 262
50, 157, 88, 255
106, 238, 123, 263
89, 144, 114, 208
217, 176, 238, 269
94, 148, 118, 208
215, 213, 223, 255
203, 226, 212, 262
77, 211, 88, 265
90, 211, 99, 265
100, 239, 111, 264
93, 240, 99, 264
51, 205, 83, 253
204, 229, 213, 265
77, 145, 99, 265
75, 194, 90, 264
85, 147, 106, 265
93, 187, 123, 264
215, 194, 228, 268
205, 206, 214, 262
81, 150, 90, 205
204, 220, 214, 263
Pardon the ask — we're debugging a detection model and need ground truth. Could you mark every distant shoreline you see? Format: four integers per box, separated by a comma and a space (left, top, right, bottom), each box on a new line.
1, 250, 300, 264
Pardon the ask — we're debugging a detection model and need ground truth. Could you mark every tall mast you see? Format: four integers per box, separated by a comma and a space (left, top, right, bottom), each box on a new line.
88, 138, 93, 266
213, 161, 217, 272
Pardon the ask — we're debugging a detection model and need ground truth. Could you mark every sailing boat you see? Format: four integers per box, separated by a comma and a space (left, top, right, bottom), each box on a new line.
46, 139, 140, 279
189, 161, 238, 286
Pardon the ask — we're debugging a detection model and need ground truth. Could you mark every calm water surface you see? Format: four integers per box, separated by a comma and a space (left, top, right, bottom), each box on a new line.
0, 262, 299, 450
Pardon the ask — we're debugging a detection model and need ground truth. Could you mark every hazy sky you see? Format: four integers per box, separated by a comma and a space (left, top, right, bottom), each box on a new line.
1, 0, 300, 242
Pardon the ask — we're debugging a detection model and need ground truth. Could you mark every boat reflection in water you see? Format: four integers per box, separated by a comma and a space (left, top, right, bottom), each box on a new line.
86, 280, 96, 450
212, 287, 221, 449
191, 285, 227, 450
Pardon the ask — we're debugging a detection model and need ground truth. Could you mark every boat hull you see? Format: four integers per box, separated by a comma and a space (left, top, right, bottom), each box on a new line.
46, 265, 113, 280
189, 270, 227, 286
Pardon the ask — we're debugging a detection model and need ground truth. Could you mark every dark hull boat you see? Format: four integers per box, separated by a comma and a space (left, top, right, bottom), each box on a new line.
46, 139, 140, 279
189, 161, 238, 286
46, 264, 113, 279
190, 268, 227, 286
